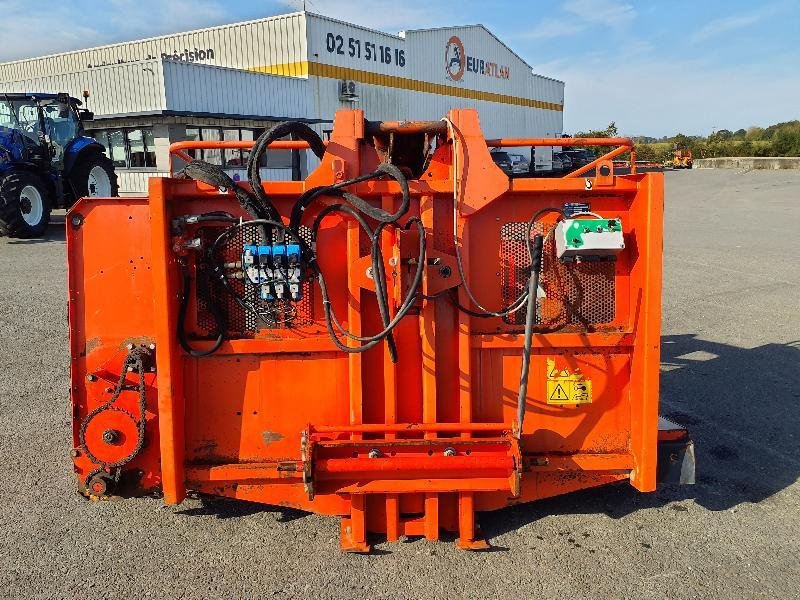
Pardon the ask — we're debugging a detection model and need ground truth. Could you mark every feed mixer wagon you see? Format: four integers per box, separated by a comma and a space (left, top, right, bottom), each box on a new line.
67, 109, 694, 552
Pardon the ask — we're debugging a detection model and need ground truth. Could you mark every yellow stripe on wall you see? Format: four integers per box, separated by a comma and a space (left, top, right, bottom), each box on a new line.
249, 61, 564, 112
250, 61, 310, 77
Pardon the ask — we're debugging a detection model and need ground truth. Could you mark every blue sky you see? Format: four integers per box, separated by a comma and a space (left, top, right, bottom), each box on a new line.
1, 0, 797, 136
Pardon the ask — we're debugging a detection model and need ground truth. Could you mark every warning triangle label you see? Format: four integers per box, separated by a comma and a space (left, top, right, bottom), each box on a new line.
549, 384, 569, 402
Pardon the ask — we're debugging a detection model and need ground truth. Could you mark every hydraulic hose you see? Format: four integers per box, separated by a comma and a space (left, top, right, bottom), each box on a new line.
247, 121, 326, 222
516, 234, 544, 438
177, 263, 225, 357
288, 163, 411, 231
517, 234, 544, 437
315, 217, 426, 354
310, 203, 399, 362
178, 160, 267, 220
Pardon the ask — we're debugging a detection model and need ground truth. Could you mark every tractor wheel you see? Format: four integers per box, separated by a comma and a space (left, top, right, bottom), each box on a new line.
0, 172, 53, 238
69, 152, 119, 201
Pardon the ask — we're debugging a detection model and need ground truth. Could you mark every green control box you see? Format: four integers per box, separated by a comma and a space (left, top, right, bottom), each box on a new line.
554, 218, 624, 260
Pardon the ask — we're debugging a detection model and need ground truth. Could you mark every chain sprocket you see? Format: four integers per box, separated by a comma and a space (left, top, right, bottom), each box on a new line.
79, 346, 151, 474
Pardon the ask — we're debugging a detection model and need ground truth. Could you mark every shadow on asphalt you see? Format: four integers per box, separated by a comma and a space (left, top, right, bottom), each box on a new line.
481, 334, 800, 540
3, 214, 66, 244
176, 496, 308, 522
173, 334, 800, 546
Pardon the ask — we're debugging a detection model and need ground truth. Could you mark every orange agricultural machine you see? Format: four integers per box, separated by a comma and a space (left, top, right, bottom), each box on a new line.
672, 148, 693, 169
67, 109, 693, 552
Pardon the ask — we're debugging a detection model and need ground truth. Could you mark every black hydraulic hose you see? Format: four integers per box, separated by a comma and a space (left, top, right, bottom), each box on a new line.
178, 160, 267, 220
310, 204, 399, 362
248, 121, 326, 222
369, 221, 398, 362
316, 218, 426, 353
177, 263, 225, 357
516, 234, 544, 439
339, 163, 411, 223
288, 163, 411, 231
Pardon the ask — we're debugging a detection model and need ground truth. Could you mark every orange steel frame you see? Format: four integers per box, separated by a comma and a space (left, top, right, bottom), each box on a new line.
67, 109, 663, 552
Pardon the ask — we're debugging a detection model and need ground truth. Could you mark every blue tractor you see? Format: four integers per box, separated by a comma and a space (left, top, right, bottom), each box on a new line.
0, 92, 117, 238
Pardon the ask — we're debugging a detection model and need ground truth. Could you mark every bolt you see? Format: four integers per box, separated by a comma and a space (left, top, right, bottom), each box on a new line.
126, 343, 134, 350
105, 387, 113, 393
365, 267, 374, 279
443, 447, 457, 457
70, 216, 82, 227
439, 266, 452, 278
102, 429, 120, 444
86, 374, 97, 382
70, 449, 80, 458
368, 448, 381, 459
148, 343, 156, 350
388, 257, 398, 267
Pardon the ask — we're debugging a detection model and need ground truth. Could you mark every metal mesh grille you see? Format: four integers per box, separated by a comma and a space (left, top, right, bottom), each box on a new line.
500, 221, 616, 328
196, 224, 314, 338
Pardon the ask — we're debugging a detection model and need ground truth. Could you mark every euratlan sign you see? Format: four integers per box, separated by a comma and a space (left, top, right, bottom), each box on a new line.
444, 35, 510, 82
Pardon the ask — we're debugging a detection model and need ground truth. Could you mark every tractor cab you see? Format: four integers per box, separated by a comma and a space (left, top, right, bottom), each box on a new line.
0, 92, 117, 238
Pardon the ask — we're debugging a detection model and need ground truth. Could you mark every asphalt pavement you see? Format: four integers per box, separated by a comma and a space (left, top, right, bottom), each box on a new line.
0, 169, 798, 599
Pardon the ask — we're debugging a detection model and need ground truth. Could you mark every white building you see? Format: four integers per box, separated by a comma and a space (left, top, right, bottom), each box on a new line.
0, 11, 564, 194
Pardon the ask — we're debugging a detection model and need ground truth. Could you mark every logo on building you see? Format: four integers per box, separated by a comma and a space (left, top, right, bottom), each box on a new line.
445, 36, 466, 81
160, 48, 216, 63
444, 35, 511, 82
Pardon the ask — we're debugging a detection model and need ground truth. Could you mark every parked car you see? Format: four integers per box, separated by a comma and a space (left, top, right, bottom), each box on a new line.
508, 153, 530, 174
490, 150, 513, 174
560, 149, 595, 168
553, 151, 573, 174
550, 153, 565, 175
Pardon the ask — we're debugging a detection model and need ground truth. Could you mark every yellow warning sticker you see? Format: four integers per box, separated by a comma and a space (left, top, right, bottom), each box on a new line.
546, 358, 593, 405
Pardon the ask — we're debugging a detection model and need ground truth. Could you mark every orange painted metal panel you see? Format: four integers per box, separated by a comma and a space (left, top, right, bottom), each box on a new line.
68, 109, 663, 551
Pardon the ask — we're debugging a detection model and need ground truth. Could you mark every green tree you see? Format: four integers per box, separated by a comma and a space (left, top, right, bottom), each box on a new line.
745, 126, 765, 141
772, 127, 800, 156
709, 129, 734, 142
672, 133, 691, 150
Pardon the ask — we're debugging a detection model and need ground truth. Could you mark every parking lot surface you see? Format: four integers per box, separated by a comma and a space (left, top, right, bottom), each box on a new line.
1, 169, 798, 599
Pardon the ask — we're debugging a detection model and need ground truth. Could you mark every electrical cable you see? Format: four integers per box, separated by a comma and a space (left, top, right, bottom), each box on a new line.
442, 116, 562, 318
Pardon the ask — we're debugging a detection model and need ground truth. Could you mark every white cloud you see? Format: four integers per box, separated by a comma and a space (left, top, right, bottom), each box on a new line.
564, 0, 635, 27
513, 17, 587, 41
0, 0, 229, 62
106, 0, 229, 39
0, 3, 101, 61
509, 0, 635, 42
691, 5, 782, 43
281, 0, 451, 33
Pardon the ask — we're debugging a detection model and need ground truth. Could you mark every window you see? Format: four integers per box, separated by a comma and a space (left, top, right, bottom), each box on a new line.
201, 128, 222, 165
0, 100, 14, 129
223, 128, 242, 166
128, 129, 156, 168
107, 130, 126, 168
41, 101, 79, 147
90, 127, 157, 169
240, 129, 253, 165
184, 127, 258, 167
